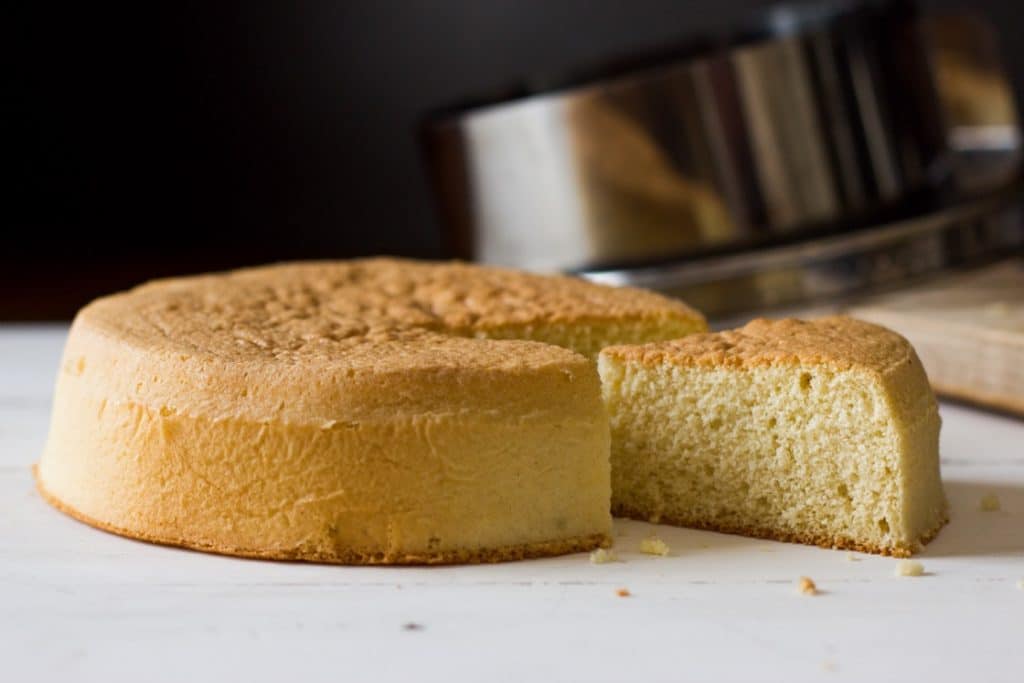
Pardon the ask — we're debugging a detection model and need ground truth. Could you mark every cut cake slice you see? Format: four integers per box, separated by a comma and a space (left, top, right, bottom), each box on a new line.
598, 316, 947, 556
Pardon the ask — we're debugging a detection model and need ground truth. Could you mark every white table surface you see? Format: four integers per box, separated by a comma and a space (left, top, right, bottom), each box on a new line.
2, 324, 1022, 683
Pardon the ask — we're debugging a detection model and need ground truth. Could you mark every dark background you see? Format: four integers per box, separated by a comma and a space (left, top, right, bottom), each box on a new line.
7, 0, 1023, 318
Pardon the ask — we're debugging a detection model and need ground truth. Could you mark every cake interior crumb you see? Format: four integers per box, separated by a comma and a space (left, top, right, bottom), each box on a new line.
589, 548, 618, 564
599, 316, 947, 561
894, 560, 925, 577
616, 587, 631, 597
797, 576, 818, 595
846, 552, 861, 562
639, 536, 670, 556
979, 493, 1002, 512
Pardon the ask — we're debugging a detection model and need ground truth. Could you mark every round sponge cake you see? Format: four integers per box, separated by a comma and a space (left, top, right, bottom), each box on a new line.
37, 258, 705, 564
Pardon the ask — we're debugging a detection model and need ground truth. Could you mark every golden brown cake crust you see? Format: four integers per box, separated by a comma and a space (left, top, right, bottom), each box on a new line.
612, 503, 947, 558
40, 259, 703, 565
602, 316, 914, 373
37, 469, 611, 565
69, 258, 706, 426
84, 257, 704, 366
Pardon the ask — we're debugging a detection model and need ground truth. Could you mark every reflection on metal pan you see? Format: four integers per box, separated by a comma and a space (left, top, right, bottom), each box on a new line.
423, 1, 954, 272
582, 188, 1024, 318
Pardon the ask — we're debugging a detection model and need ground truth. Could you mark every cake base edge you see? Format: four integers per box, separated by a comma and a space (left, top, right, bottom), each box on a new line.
34, 466, 611, 565
612, 503, 948, 558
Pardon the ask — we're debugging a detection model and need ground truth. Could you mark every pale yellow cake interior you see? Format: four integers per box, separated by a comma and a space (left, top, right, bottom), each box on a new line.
37, 258, 706, 564
599, 317, 947, 556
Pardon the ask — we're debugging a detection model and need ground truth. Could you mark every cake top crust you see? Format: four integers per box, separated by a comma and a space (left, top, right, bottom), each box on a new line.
600, 316, 914, 374
78, 258, 703, 370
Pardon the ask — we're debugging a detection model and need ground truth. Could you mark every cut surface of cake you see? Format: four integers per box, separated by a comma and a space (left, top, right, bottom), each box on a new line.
598, 316, 947, 556
37, 258, 705, 564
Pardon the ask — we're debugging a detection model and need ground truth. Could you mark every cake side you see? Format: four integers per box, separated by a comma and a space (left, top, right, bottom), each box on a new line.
599, 316, 947, 556
35, 479, 609, 565
870, 333, 948, 552
39, 311, 613, 564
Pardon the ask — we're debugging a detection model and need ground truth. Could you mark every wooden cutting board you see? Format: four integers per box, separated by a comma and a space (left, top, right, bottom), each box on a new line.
848, 258, 1024, 416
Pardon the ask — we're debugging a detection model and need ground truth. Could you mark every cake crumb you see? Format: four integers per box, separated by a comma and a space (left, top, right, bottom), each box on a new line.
797, 576, 818, 595
639, 536, 671, 556
615, 587, 631, 598
402, 622, 423, 631
979, 493, 1001, 512
589, 548, 617, 564
894, 560, 925, 577
846, 552, 861, 562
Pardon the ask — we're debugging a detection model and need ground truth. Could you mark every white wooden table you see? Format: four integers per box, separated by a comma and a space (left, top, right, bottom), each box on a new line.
2, 325, 1021, 683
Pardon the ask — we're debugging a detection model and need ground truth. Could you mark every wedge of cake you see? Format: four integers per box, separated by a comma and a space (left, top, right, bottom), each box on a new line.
598, 316, 947, 556
37, 258, 705, 564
